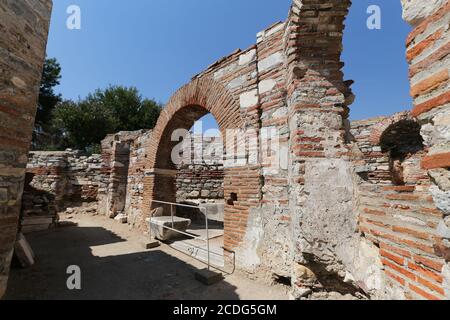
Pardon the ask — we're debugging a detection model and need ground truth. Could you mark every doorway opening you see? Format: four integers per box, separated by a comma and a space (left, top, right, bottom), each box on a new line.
152, 114, 226, 267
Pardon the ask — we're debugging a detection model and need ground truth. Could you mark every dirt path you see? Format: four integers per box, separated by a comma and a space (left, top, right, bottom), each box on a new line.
5, 214, 289, 300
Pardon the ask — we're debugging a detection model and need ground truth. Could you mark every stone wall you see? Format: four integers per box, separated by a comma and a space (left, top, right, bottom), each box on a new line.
98, 131, 226, 228
18, 147, 159, 235
0, 0, 52, 298
20, 151, 105, 233
176, 135, 224, 202
176, 164, 224, 202
27, 151, 104, 202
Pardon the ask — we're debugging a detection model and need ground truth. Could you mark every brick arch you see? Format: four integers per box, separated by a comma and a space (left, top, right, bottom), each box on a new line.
140, 76, 260, 251
379, 118, 424, 154
369, 112, 412, 145
146, 76, 243, 170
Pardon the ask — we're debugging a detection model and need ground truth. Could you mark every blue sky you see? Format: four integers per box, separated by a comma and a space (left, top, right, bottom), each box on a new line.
47, 0, 412, 131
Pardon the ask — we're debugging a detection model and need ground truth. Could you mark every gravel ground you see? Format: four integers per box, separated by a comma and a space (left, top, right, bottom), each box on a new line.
5, 214, 289, 300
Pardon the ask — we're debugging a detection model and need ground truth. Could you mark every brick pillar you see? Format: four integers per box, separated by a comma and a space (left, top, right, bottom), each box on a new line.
0, 0, 53, 297
284, 0, 356, 295
106, 141, 131, 218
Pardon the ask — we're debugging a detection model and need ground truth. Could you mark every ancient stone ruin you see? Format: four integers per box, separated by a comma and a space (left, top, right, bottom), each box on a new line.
0, 0, 449, 300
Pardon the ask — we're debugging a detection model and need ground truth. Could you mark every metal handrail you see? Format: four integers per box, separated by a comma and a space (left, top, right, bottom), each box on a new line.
149, 199, 235, 274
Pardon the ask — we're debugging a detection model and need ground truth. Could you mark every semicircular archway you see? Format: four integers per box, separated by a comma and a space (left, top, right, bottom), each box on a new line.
141, 77, 261, 250
147, 77, 244, 171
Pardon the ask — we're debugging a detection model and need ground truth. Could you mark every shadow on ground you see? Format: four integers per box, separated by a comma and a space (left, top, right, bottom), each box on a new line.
5, 225, 240, 300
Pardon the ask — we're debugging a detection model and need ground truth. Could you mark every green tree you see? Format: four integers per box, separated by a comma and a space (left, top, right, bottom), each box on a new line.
33, 58, 62, 150
93, 86, 160, 130
36, 58, 62, 130
52, 85, 161, 152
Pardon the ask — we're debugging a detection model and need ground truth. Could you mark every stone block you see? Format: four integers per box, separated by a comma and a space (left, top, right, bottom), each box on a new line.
201, 190, 210, 198
199, 203, 224, 223
143, 239, 160, 249
259, 79, 277, 94
194, 268, 224, 285
239, 49, 256, 66
239, 89, 258, 109
114, 213, 127, 224
189, 190, 200, 198
13, 233, 35, 268
148, 216, 191, 241
258, 52, 283, 73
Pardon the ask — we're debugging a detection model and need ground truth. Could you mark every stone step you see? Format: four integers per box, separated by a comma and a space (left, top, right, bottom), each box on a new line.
170, 240, 225, 268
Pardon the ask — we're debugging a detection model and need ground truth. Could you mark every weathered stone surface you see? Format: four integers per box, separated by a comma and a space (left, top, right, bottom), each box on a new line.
431, 186, 450, 216
239, 89, 259, 109
0, 250, 14, 298
259, 79, 277, 94
194, 268, 224, 285
349, 239, 386, 297
149, 216, 191, 241
199, 203, 224, 223
114, 213, 127, 224
401, 0, 446, 25
293, 264, 317, 287
298, 159, 357, 268
429, 169, 450, 191
258, 52, 284, 73
175, 136, 224, 204
20, 150, 106, 233
239, 49, 256, 66
235, 207, 264, 273
0, 0, 52, 298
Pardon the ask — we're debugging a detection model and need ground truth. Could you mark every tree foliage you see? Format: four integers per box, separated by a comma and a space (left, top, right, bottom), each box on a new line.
34, 58, 162, 152
52, 86, 162, 151
36, 58, 62, 130
33, 58, 63, 150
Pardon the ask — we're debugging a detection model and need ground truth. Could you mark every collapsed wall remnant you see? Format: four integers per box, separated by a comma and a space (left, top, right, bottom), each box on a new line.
19, 131, 225, 225
21, 151, 106, 232
0, 0, 449, 300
